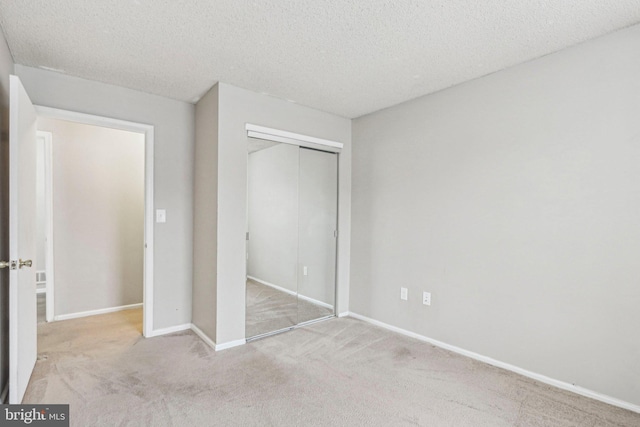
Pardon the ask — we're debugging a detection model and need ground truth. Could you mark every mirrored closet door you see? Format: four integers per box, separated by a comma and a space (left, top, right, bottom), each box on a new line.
296, 147, 337, 325
245, 140, 337, 339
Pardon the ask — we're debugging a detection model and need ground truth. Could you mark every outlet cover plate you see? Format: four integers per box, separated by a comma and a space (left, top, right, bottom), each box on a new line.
423, 292, 431, 306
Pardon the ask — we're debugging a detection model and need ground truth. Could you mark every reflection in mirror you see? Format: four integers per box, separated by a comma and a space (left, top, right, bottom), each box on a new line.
246, 142, 299, 338
297, 147, 336, 324
245, 139, 337, 340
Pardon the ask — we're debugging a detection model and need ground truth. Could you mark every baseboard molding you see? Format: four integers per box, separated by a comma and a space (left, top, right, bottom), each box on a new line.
189, 324, 246, 351
146, 323, 191, 338
53, 303, 142, 321
297, 293, 333, 309
348, 312, 640, 414
215, 339, 246, 351
248, 276, 296, 296
190, 324, 216, 349
248, 276, 334, 309
338, 311, 350, 318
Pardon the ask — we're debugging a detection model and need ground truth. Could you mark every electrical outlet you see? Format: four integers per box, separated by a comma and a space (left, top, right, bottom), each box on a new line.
423, 292, 431, 306
400, 287, 408, 301
303, 266, 308, 276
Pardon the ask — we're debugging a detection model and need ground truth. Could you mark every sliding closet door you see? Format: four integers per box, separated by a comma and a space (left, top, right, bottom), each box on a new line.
246, 142, 338, 339
296, 148, 338, 324
246, 143, 299, 338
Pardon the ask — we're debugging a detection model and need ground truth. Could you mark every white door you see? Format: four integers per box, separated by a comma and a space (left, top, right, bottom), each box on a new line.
8, 75, 37, 403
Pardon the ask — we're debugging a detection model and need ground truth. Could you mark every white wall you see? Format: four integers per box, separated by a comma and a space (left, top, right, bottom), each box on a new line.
0, 25, 14, 401
37, 118, 144, 316
15, 65, 194, 331
192, 83, 351, 345
247, 143, 299, 293
192, 84, 218, 341
351, 24, 640, 407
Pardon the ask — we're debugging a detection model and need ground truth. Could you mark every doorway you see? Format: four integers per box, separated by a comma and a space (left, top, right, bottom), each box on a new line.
34, 107, 155, 337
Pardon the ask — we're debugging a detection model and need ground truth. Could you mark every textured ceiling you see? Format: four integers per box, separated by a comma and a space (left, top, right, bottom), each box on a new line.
1, 1, 639, 118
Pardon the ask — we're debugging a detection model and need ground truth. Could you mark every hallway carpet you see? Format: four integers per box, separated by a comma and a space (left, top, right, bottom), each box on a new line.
25, 309, 639, 426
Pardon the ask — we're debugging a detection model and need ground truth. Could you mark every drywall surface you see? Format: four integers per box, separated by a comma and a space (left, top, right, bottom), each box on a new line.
216, 83, 351, 344
247, 143, 299, 293
0, 26, 13, 403
351, 24, 640, 406
192, 84, 218, 341
37, 118, 144, 316
15, 65, 194, 330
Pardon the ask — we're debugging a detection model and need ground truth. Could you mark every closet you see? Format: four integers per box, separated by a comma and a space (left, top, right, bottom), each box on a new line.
245, 132, 338, 339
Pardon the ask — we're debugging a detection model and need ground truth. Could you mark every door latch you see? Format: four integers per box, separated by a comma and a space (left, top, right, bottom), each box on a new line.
0, 260, 18, 270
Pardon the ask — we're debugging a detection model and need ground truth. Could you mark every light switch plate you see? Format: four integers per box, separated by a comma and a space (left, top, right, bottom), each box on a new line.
400, 287, 408, 301
156, 209, 166, 223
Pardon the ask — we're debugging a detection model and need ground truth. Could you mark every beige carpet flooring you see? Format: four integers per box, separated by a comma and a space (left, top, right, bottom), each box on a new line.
245, 278, 333, 338
25, 309, 639, 426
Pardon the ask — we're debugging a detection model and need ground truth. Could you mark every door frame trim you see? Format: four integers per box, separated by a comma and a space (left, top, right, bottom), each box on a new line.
35, 106, 155, 337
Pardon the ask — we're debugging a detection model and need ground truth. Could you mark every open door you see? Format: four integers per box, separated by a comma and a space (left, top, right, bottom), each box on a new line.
7, 75, 37, 403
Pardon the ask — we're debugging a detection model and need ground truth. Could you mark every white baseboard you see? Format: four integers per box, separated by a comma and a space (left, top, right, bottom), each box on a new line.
190, 323, 216, 349
146, 323, 191, 338
248, 275, 334, 310
297, 293, 333, 310
53, 303, 142, 321
215, 339, 246, 351
189, 324, 246, 351
338, 311, 350, 318
348, 312, 640, 415
248, 275, 296, 296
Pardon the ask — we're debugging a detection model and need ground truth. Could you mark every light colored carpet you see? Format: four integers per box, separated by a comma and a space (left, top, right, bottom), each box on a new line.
245, 278, 332, 338
24, 309, 639, 426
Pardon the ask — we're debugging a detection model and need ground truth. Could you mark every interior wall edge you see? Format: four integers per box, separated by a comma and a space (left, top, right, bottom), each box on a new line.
190, 323, 216, 349
145, 323, 191, 338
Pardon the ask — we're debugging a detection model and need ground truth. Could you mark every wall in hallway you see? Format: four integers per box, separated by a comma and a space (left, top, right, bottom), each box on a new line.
37, 118, 144, 317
